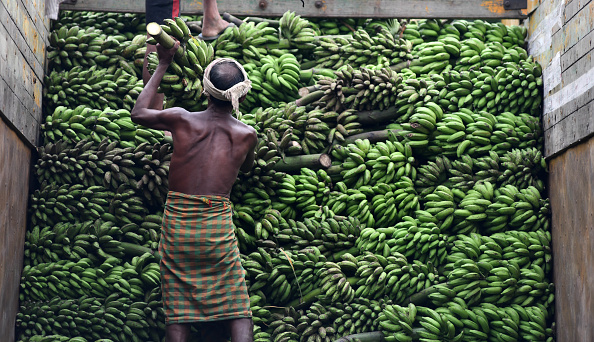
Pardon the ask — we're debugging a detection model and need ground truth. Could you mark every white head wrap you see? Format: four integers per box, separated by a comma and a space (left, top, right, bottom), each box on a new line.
203, 58, 252, 115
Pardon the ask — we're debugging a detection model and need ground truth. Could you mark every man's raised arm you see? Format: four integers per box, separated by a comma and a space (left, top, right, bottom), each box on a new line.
131, 41, 184, 130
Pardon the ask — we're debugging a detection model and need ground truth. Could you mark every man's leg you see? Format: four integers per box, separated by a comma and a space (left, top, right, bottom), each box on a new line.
166, 323, 192, 342
230, 318, 253, 342
201, 0, 231, 38
199, 318, 253, 342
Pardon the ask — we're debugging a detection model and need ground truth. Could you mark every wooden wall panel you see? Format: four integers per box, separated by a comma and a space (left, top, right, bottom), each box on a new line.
548, 135, 594, 342
0, 0, 49, 147
529, 0, 594, 158
0, 117, 32, 341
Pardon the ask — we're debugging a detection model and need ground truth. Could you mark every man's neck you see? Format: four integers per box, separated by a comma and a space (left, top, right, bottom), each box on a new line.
207, 103, 233, 117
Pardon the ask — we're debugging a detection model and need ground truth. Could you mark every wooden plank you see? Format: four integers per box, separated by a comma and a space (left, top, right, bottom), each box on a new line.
561, 43, 593, 87
0, 76, 41, 147
59, 0, 527, 19
564, 0, 591, 23
548, 135, 594, 342
543, 93, 594, 157
560, 1, 594, 53
0, 117, 32, 342
0, 1, 46, 81
561, 26, 594, 76
0, 0, 48, 74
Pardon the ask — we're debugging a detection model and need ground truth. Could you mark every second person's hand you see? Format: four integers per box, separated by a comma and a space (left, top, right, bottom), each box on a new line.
157, 40, 180, 65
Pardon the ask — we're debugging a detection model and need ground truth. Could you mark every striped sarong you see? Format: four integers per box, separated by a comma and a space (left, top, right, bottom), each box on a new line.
159, 191, 252, 324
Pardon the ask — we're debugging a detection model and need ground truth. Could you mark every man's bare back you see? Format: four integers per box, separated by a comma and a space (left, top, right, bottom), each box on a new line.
148, 107, 256, 197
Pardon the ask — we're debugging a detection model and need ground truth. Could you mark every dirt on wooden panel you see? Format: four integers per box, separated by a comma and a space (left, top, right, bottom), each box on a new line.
0, 118, 32, 342
548, 135, 594, 342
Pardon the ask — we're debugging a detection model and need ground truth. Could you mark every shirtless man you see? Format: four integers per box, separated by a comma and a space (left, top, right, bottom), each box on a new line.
132, 42, 256, 342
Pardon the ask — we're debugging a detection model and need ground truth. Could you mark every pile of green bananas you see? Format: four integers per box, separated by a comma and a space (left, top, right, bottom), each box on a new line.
16, 289, 165, 342
19, 252, 159, 302
44, 64, 144, 112
312, 27, 413, 71
20, 8, 556, 342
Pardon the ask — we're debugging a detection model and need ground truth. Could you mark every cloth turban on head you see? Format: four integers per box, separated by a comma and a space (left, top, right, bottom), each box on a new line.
202, 58, 251, 116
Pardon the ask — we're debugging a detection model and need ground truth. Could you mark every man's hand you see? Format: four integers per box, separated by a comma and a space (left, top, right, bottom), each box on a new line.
157, 41, 180, 65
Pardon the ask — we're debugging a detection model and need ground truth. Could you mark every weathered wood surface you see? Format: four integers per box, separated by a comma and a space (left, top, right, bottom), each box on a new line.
529, 0, 594, 157
0, 117, 32, 342
0, 0, 49, 147
59, 0, 527, 19
548, 135, 594, 342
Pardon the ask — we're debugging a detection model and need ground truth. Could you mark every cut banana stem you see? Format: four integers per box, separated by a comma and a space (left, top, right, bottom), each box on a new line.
344, 129, 403, 144
147, 22, 176, 49
402, 283, 449, 306
356, 107, 402, 125
333, 331, 384, 342
390, 59, 416, 72
146, 22, 184, 59
243, 16, 281, 27
120, 242, 159, 260
272, 153, 331, 172
295, 90, 324, 107
222, 12, 244, 27
298, 85, 320, 97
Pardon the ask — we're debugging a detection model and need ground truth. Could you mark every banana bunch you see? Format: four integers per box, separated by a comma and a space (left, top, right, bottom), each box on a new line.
409, 41, 452, 75
402, 21, 424, 46
308, 64, 404, 112
498, 147, 547, 192
364, 138, 416, 186
391, 217, 447, 266
20, 252, 159, 302
354, 226, 401, 258
414, 156, 451, 196
495, 60, 543, 115
449, 181, 495, 234
44, 64, 143, 112
266, 306, 301, 342
349, 252, 394, 300
295, 300, 344, 341
55, 11, 144, 34
249, 292, 273, 327
279, 11, 317, 49
16, 291, 166, 342
248, 208, 285, 241
292, 168, 332, 216
419, 184, 465, 232
331, 298, 384, 336
377, 303, 423, 342
243, 247, 297, 305
311, 17, 364, 36
275, 216, 360, 256
314, 27, 413, 71
314, 261, 356, 304
439, 298, 492, 341
215, 21, 280, 63
29, 183, 115, 227
254, 54, 302, 105
25, 219, 133, 267
444, 256, 490, 307
428, 109, 495, 159
399, 101, 445, 151
517, 305, 555, 341
481, 185, 549, 234
47, 25, 122, 72
394, 77, 443, 122
18, 335, 91, 342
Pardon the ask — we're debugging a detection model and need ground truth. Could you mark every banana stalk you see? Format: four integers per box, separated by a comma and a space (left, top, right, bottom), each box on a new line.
272, 153, 332, 173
